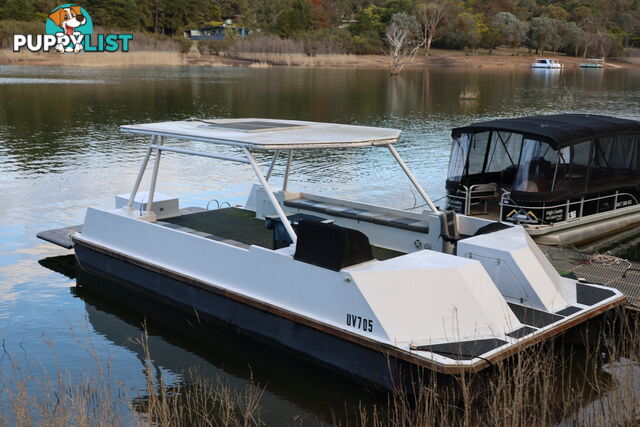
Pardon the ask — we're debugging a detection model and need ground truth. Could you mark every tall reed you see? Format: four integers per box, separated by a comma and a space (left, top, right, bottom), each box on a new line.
354, 308, 640, 426
1, 309, 639, 425
1, 325, 264, 426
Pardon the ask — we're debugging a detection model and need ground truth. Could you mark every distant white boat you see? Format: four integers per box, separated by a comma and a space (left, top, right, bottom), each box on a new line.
531, 58, 563, 69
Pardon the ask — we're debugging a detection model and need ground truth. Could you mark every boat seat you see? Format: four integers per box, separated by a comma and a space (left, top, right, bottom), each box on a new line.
157, 221, 250, 249
284, 197, 429, 233
293, 219, 374, 271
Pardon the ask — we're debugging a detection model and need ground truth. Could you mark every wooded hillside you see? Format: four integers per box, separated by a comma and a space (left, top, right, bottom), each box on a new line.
1, 0, 638, 57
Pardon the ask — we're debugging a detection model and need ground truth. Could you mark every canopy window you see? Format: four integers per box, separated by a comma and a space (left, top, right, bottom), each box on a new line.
588, 135, 640, 188
513, 140, 563, 193
486, 132, 523, 174
447, 133, 470, 183
467, 132, 490, 175
447, 131, 522, 183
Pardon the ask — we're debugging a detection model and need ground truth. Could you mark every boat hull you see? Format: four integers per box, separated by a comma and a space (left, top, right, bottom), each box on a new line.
528, 208, 640, 246
73, 240, 417, 390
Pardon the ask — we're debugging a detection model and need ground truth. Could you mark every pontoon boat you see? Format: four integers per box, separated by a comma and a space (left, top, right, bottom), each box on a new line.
39, 119, 625, 388
446, 114, 640, 246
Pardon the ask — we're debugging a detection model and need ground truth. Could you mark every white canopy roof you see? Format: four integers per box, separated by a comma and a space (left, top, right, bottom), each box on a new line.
121, 118, 401, 150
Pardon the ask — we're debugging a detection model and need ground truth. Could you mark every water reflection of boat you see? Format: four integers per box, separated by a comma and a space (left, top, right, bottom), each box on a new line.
38, 118, 624, 389
73, 267, 378, 425
446, 114, 640, 246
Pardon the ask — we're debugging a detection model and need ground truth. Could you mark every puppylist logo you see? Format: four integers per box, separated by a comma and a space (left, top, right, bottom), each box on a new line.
13, 4, 133, 54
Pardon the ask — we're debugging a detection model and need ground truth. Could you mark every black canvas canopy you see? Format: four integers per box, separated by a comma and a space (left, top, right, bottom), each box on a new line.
452, 114, 640, 149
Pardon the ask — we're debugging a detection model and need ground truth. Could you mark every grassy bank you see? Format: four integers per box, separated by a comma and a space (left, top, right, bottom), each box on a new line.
2, 48, 634, 69
3, 48, 632, 69
0, 50, 186, 67
2, 309, 639, 425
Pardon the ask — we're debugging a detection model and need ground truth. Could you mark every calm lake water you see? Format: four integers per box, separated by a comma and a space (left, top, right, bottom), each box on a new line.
2, 64, 640, 423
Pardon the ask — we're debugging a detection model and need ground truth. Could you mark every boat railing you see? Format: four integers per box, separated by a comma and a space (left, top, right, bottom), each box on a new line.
447, 184, 498, 216
499, 190, 639, 225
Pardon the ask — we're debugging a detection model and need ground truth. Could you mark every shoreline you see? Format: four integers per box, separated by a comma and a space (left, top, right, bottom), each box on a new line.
1, 48, 637, 70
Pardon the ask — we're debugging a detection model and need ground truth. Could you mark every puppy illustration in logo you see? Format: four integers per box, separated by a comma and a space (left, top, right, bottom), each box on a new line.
48, 5, 87, 53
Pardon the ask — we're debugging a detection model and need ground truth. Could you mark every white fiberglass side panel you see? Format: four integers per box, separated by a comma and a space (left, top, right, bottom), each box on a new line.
455, 214, 496, 236
79, 208, 391, 342
346, 251, 523, 345
457, 226, 571, 312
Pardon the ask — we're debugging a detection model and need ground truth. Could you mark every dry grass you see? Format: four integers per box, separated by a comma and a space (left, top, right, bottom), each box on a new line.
1, 310, 639, 426
0, 48, 185, 68
60, 51, 185, 67
353, 308, 640, 426
0, 326, 264, 426
225, 52, 367, 67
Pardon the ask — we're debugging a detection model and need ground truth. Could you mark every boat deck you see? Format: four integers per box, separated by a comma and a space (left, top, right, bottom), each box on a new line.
540, 246, 640, 310
38, 207, 640, 310
161, 207, 403, 260
161, 207, 273, 249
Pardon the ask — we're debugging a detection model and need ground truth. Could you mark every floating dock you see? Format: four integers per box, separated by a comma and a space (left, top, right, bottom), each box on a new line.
541, 246, 640, 310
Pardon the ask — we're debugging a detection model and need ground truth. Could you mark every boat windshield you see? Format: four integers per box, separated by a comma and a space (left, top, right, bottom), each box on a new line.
513, 139, 566, 193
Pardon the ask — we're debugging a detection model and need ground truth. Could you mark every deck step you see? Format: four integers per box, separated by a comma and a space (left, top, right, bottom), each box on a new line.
37, 225, 82, 249
36, 207, 207, 249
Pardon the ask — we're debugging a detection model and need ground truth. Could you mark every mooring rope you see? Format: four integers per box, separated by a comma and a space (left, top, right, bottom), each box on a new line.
545, 247, 640, 279
590, 251, 632, 269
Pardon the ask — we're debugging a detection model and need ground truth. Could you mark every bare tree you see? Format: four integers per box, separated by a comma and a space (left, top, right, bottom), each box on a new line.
385, 13, 425, 76
416, 1, 446, 56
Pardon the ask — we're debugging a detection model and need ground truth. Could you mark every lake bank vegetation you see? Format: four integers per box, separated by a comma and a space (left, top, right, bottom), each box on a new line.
1, 0, 639, 69
1, 308, 639, 425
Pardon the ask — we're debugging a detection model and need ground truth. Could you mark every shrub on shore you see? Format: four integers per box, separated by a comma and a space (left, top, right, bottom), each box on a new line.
0, 20, 40, 49
197, 39, 235, 55
229, 35, 304, 55
174, 37, 192, 54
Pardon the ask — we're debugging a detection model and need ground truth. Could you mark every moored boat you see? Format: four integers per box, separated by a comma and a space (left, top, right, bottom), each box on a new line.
445, 114, 640, 246
532, 58, 563, 68
580, 59, 605, 68
39, 118, 625, 388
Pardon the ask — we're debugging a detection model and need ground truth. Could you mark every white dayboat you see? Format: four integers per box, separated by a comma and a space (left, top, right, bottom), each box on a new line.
39, 118, 625, 388
532, 58, 563, 69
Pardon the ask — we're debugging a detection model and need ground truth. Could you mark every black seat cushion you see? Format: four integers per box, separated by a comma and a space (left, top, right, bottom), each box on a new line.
285, 198, 429, 233
293, 220, 373, 271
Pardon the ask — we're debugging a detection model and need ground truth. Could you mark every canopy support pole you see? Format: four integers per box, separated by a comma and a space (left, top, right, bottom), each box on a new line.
266, 150, 279, 181
387, 144, 439, 213
127, 135, 155, 210
283, 150, 293, 191
243, 148, 297, 244
149, 145, 249, 164
146, 137, 164, 217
